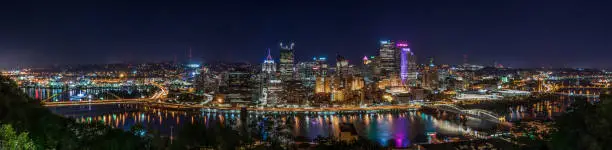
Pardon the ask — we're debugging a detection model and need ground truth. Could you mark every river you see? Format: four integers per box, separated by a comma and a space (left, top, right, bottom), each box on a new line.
47, 103, 500, 147
28, 87, 594, 148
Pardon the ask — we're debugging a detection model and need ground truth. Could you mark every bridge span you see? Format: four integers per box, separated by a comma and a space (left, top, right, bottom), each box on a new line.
423, 104, 507, 124
42, 99, 147, 107
42, 81, 171, 107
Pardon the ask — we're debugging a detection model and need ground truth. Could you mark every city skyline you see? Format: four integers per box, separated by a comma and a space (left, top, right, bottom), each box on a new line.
2, 1, 612, 149
1, 0, 610, 69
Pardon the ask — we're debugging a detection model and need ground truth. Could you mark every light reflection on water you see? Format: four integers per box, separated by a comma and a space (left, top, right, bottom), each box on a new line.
22, 87, 155, 101
48, 104, 499, 147
505, 96, 600, 121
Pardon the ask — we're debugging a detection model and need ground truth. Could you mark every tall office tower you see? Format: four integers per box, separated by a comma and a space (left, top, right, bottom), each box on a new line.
261, 49, 276, 74
362, 56, 375, 83
407, 49, 418, 86
422, 66, 439, 90
336, 54, 350, 77
312, 56, 328, 76
400, 48, 409, 84
297, 61, 317, 88
279, 42, 295, 80
315, 76, 331, 93
259, 49, 278, 105
226, 72, 252, 103
395, 41, 408, 69
437, 67, 450, 91
378, 40, 398, 78
259, 77, 282, 105
396, 42, 409, 84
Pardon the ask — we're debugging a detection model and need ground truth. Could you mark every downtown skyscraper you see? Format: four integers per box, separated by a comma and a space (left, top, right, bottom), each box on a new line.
376, 40, 417, 86
259, 49, 281, 105
279, 42, 295, 81
261, 48, 276, 74
378, 40, 397, 77
400, 46, 417, 86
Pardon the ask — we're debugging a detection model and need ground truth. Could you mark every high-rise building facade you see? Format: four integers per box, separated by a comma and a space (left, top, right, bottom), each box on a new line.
315, 76, 332, 93
313, 56, 328, 76
407, 48, 417, 86
422, 66, 439, 90
362, 56, 375, 83
378, 40, 397, 77
400, 48, 417, 86
261, 49, 276, 74
336, 54, 350, 77
279, 42, 295, 80
397, 42, 409, 84
297, 61, 317, 88
224, 72, 253, 103
259, 49, 280, 105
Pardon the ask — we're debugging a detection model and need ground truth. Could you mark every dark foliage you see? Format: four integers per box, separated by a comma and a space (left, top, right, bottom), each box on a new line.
0, 76, 145, 149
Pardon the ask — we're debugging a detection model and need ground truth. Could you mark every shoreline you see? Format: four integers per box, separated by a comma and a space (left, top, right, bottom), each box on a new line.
44, 100, 421, 112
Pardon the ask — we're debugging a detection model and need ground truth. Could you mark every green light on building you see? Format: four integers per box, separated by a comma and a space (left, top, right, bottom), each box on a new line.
501, 77, 509, 83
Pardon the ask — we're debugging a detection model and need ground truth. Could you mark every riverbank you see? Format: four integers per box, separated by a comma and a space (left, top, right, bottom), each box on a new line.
45, 100, 421, 113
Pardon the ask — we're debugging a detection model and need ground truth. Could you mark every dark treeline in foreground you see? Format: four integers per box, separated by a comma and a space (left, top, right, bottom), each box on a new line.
511, 94, 612, 150
547, 94, 612, 150
0, 76, 146, 149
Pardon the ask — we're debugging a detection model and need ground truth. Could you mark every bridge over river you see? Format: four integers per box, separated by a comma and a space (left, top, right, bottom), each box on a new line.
422, 104, 508, 125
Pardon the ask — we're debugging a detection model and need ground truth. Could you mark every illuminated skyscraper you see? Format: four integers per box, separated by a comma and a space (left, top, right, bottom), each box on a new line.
298, 61, 317, 87
336, 54, 350, 77
315, 76, 331, 93
259, 49, 280, 105
399, 45, 417, 86
313, 56, 328, 76
261, 48, 276, 74
422, 66, 439, 90
362, 56, 375, 83
279, 42, 295, 80
378, 40, 397, 77
407, 49, 417, 86
397, 42, 409, 84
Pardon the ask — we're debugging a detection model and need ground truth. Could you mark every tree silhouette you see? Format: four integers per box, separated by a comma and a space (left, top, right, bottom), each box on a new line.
0, 124, 37, 149
550, 95, 612, 150
0, 75, 144, 149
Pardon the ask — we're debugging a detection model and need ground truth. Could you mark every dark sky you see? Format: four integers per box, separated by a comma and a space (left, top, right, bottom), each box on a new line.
0, 0, 610, 69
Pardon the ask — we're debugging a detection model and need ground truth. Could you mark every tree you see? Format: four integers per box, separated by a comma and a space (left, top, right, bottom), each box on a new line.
0, 124, 37, 150
549, 95, 612, 150
0, 75, 146, 149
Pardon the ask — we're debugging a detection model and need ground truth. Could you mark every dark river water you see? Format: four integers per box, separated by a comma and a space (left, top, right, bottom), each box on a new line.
26, 86, 598, 148
47, 104, 500, 147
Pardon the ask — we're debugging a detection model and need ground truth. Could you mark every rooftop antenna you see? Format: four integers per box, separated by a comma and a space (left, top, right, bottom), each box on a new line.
188, 47, 192, 62
266, 48, 273, 60
463, 54, 468, 66
173, 54, 177, 65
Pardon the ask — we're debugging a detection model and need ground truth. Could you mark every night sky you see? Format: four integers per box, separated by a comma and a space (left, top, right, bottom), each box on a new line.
0, 0, 610, 69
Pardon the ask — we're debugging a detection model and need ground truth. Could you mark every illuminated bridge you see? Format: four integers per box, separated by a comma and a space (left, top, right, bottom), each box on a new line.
42, 82, 169, 107
424, 104, 506, 124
